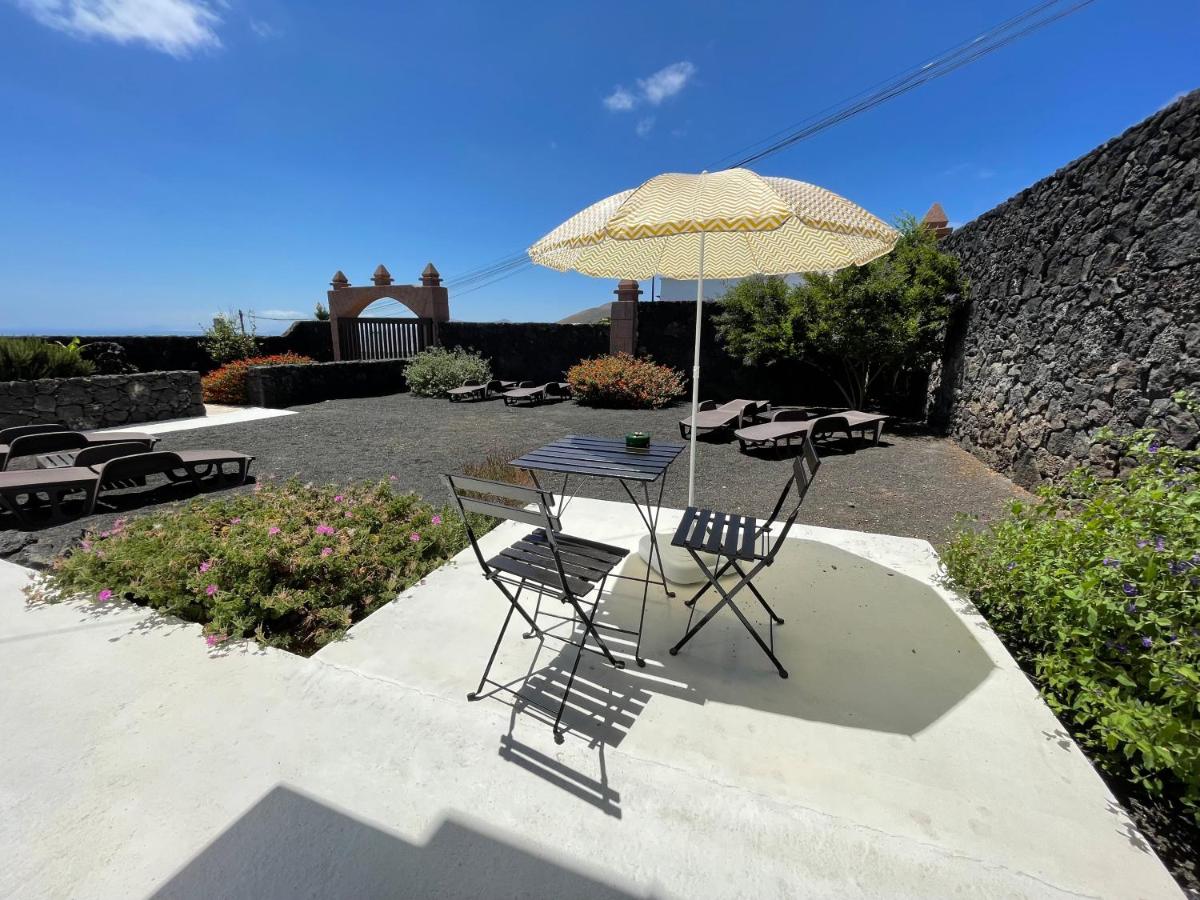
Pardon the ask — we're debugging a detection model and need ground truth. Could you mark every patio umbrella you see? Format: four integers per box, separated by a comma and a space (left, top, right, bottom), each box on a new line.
528, 167, 898, 506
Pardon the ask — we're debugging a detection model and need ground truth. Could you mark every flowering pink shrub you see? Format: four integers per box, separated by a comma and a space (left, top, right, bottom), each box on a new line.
28, 479, 485, 655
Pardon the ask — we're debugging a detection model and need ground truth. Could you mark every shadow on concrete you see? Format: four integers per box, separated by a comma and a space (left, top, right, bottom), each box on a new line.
497, 539, 994, 747
150, 784, 637, 900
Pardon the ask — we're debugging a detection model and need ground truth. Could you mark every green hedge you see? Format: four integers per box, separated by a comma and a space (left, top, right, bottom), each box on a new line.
943, 418, 1199, 822
0, 337, 94, 381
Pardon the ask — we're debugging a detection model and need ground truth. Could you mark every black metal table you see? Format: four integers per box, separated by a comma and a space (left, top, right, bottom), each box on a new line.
510, 435, 685, 666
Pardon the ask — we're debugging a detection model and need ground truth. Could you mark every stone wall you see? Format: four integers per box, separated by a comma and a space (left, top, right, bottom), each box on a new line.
245, 359, 408, 409
0, 371, 204, 429
928, 90, 1200, 486
438, 322, 609, 384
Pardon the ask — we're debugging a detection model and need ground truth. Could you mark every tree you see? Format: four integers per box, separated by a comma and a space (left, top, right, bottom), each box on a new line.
201, 312, 258, 364
314, 302, 330, 321
713, 216, 966, 409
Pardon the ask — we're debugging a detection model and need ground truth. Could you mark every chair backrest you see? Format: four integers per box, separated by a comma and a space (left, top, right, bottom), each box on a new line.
770, 408, 810, 423
461, 379, 482, 387
75, 441, 154, 469
443, 473, 561, 571
485, 380, 504, 393
96, 450, 187, 485
760, 437, 822, 559
0, 423, 68, 444
4, 431, 88, 469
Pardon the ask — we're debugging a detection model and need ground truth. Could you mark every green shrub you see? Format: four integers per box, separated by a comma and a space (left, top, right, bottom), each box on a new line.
27, 479, 491, 655
201, 313, 259, 364
942, 419, 1200, 821
0, 337, 94, 381
201, 353, 314, 405
566, 352, 685, 409
405, 346, 491, 398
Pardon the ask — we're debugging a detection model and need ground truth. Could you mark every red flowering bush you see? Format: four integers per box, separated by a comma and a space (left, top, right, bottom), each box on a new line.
566, 352, 686, 409
201, 353, 315, 405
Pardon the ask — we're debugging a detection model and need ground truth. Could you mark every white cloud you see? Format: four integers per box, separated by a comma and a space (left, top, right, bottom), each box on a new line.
638, 61, 696, 105
16, 0, 222, 57
603, 86, 636, 111
249, 18, 279, 39
257, 309, 304, 318
635, 116, 655, 138
602, 60, 696, 113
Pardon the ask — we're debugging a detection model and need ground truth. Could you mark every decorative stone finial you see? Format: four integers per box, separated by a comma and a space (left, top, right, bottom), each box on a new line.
331, 270, 349, 289
614, 279, 642, 301
922, 202, 952, 239
421, 263, 442, 287
372, 264, 393, 286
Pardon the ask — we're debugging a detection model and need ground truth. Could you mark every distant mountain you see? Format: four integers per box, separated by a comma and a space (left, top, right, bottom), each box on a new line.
557, 302, 612, 325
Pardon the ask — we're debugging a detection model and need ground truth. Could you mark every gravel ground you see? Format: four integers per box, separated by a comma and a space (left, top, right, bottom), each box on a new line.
2, 392, 1027, 567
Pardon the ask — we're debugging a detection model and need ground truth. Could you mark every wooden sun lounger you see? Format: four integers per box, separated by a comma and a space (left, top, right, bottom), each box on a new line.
502, 382, 571, 406
446, 379, 517, 402
0, 446, 254, 528
1, 429, 158, 471
678, 399, 766, 440
735, 409, 889, 454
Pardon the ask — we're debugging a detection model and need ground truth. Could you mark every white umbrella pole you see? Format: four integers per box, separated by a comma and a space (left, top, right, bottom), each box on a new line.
686, 230, 706, 508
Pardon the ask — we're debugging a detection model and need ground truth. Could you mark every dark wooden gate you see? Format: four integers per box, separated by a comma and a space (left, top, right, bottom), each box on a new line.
338, 317, 432, 361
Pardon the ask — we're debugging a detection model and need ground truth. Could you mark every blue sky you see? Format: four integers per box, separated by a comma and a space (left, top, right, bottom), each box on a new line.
0, 0, 1195, 335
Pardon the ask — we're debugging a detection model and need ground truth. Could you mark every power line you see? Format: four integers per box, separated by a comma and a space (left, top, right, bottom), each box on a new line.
437, 0, 1097, 296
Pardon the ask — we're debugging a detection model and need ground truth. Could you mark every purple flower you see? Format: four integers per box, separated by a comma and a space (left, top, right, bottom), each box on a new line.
205, 584, 219, 596
1102, 557, 1120, 568
1136, 539, 1149, 549
100, 530, 110, 539
409, 532, 421, 543
1148, 441, 1159, 454
199, 560, 212, 573
1121, 582, 1139, 597
388, 474, 398, 482
1166, 634, 1177, 644
1126, 601, 1137, 614
343, 510, 352, 518
97, 588, 113, 602
1169, 560, 1192, 576
1140, 636, 1152, 649
315, 524, 335, 536
268, 526, 281, 536
80, 539, 92, 552
1154, 535, 1166, 552
320, 547, 333, 558
431, 514, 443, 526
230, 517, 242, 525
205, 634, 220, 647
1005, 562, 1017, 571
1116, 642, 1129, 653
333, 494, 344, 503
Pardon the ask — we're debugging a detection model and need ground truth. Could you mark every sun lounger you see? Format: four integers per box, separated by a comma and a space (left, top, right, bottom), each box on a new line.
735, 408, 889, 454
502, 382, 571, 406
678, 399, 766, 440
0, 446, 254, 528
446, 379, 517, 402
1, 428, 158, 470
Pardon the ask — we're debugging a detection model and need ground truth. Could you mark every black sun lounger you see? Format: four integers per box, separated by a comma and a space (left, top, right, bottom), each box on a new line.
1, 427, 159, 470
502, 382, 571, 406
0, 446, 254, 528
735, 409, 889, 454
678, 399, 766, 440
446, 379, 517, 402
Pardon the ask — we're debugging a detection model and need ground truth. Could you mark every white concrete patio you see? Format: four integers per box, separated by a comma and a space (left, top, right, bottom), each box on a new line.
0, 498, 1182, 899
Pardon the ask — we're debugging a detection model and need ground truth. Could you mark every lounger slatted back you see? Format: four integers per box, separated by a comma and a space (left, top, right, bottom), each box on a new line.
669, 437, 821, 678
0, 423, 68, 444
444, 472, 632, 742
678, 399, 767, 439
502, 382, 570, 406
2, 431, 88, 470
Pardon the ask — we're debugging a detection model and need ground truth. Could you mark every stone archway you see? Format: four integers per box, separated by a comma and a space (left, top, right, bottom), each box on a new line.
327, 263, 449, 360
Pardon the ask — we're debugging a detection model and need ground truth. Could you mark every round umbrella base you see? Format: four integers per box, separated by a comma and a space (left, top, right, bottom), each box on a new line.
637, 533, 712, 586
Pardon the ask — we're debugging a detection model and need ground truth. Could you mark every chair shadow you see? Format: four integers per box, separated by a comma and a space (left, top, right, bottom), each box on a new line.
494, 538, 994, 746
149, 784, 638, 899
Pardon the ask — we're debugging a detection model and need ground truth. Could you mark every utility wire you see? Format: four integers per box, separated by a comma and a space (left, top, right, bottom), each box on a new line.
430, 0, 1099, 296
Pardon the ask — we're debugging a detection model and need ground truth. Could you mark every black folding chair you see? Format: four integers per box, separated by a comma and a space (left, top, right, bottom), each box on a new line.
668, 437, 821, 678
444, 473, 633, 743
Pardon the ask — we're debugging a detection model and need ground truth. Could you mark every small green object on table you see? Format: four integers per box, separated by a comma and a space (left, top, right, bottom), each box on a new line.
625, 432, 650, 449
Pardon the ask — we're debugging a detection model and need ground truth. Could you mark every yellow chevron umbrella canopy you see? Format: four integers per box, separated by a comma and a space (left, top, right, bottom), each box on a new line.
527, 168, 898, 278
527, 167, 898, 508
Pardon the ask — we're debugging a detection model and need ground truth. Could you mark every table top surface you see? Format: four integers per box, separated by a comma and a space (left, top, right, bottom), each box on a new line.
510, 434, 685, 482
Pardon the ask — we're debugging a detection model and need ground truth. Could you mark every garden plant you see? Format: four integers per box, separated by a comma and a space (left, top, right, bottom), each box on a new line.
404, 346, 492, 398
201, 312, 259, 364
201, 353, 315, 405
0, 336, 94, 381
566, 352, 685, 409
943, 396, 1200, 824
28, 479, 490, 655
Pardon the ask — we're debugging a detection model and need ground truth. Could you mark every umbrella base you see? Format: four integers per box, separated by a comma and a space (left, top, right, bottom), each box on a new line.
637, 533, 711, 586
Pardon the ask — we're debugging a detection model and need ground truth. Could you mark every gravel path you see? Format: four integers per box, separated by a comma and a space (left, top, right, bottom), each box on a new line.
2, 393, 1027, 567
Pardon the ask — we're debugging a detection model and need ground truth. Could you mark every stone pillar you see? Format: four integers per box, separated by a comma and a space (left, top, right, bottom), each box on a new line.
922, 202, 953, 240
329, 270, 350, 361
609, 279, 641, 356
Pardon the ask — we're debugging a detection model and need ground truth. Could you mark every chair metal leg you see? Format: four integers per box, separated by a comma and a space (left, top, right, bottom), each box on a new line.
468, 602, 517, 701
563, 594, 625, 671
552, 611, 590, 744
731, 560, 785, 624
